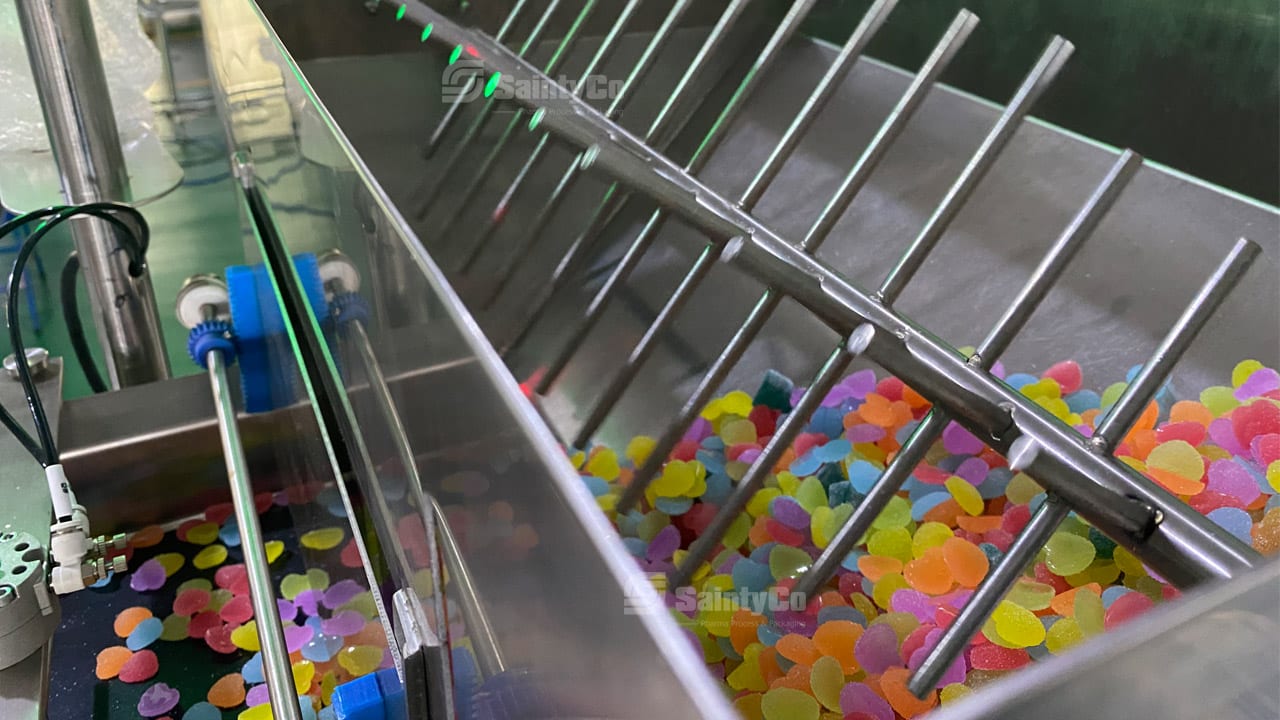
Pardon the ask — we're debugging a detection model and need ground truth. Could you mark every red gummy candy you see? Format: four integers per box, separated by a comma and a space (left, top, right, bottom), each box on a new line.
765, 519, 805, 547
214, 564, 247, 590
1255, 433, 1280, 466
1104, 591, 1154, 630
205, 623, 239, 654
1155, 421, 1207, 447
671, 440, 698, 462
1001, 504, 1031, 535
204, 502, 235, 526
117, 650, 159, 683
1232, 401, 1280, 448
1043, 360, 1083, 394
188, 611, 222, 640
1034, 562, 1071, 594
219, 595, 254, 625
900, 624, 935, 663
793, 433, 826, 458
969, 644, 1029, 671
175, 518, 202, 542
340, 539, 362, 569
173, 589, 211, 617
876, 376, 905, 402
983, 529, 1013, 553
726, 443, 760, 462
1188, 489, 1245, 514
749, 405, 779, 439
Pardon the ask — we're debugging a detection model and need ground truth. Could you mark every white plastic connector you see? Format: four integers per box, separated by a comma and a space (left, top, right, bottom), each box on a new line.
46, 463, 95, 594
46, 463, 75, 520
51, 564, 86, 595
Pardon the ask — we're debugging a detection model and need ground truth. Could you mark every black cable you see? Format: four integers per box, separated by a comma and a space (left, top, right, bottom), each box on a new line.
59, 253, 108, 394
0, 203, 148, 465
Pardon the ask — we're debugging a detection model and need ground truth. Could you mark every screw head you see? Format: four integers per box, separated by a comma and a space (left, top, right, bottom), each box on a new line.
3, 347, 49, 380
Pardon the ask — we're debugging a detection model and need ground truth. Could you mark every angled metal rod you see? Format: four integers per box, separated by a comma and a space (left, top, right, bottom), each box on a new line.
617, 10, 978, 513
670, 343, 858, 588
481, 0, 757, 313
539, 0, 898, 401
676, 37, 1076, 546
432, 0, 602, 243
907, 233, 1261, 698
423, 0, 533, 157
454, 0, 648, 274
794, 149, 1144, 600
1093, 238, 1260, 450
559, 0, 897, 443
877, 35, 1074, 305
414, 0, 567, 218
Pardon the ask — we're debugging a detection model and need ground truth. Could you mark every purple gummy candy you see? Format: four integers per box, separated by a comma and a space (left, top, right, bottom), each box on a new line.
738, 448, 762, 465
1208, 417, 1246, 456
129, 559, 167, 592
284, 623, 315, 653
937, 588, 973, 610
889, 589, 935, 624
771, 608, 817, 637
908, 629, 966, 687
845, 424, 885, 444
1235, 367, 1280, 401
322, 579, 364, 610
646, 525, 681, 562
682, 417, 712, 444
854, 623, 902, 675
277, 598, 298, 623
320, 610, 366, 638
770, 497, 811, 530
990, 360, 1006, 380
245, 683, 270, 707
843, 369, 877, 400
942, 422, 985, 456
822, 384, 857, 407
839, 681, 893, 720
136, 682, 180, 717
954, 457, 989, 486
1207, 459, 1261, 503
294, 589, 322, 617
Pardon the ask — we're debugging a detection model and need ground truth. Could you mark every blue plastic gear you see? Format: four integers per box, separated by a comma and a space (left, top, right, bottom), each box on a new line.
187, 320, 236, 369
329, 291, 369, 327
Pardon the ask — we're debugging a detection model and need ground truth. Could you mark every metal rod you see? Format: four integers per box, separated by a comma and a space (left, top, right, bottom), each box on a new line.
617, 11, 979, 513
433, 0, 602, 243
670, 344, 855, 587
414, 0, 566, 218
15, 0, 169, 388
462, 0, 696, 276
794, 149, 1144, 599
1093, 237, 1261, 450
207, 348, 300, 720
487, 0, 755, 325
538, 0, 898, 399
907, 232, 1260, 697
422, 0, 532, 157
876, 36, 1074, 305
907, 498, 1070, 696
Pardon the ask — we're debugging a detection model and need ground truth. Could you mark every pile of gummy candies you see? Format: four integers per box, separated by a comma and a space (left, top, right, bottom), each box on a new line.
91, 488, 393, 720
573, 358, 1280, 719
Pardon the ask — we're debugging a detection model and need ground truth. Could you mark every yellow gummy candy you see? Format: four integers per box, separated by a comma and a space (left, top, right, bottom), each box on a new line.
1232, 359, 1264, 388
264, 540, 284, 563
652, 461, 695, 497
1021, 377, 1062, 401
940, 683, 972, 704
230, 621, 261, 651
945, 476, 984, 516
339, 591, 379, 619
720, 391, 754, 419
1200, 386, 1240, 416
292, 660, 316, 693
761, 687, 819, 720
193, 544, 228, 570
1146, 440, 1204, 481
1074, 587, 1105, 637
810, 507, 835, 549
872, 573, 909, 610
872, 611, 919, 642
625, 436, 656, 467
186, 522, 220, 545
320, 670, 338, 705
237, 704, 273, 720
1268, 461, 1280, 494
722, 418, 758, 445
990, 600, 1045, 647
911, 522, 954, 558
300, 527, 345, 551
747, 488, 781, 518
1045, 617, 1083, 654
727, 643, 767, 692
337, 645, 383, 677
867, 528, 913, 564
208, 589, 233, 611
154, 552, 185, 577
1005, 473, 1044, 505
723, 513, 752, 549
809, 656, 843, 711
569, 450, 585, 470
586, 448, 620, 481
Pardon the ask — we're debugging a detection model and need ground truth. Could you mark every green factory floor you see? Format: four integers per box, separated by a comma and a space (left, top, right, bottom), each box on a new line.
3, 108, 249, 400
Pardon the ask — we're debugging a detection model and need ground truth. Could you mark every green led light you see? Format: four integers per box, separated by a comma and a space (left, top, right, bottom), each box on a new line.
394, 5, 406, 20
484, 72, 501, 98
420, 23, 433, 42
449, 45, 463, 65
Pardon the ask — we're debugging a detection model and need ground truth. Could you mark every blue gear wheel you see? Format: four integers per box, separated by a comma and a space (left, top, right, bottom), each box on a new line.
187, 320, 236, 369
330, 291, 369, 327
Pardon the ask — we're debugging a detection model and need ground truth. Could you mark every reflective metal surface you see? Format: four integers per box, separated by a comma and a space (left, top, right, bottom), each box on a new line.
14, 0, 171, 388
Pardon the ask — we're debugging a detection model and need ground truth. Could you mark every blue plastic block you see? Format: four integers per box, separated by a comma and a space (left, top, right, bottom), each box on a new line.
375, 668, 407, 720
330, 672, 384, 720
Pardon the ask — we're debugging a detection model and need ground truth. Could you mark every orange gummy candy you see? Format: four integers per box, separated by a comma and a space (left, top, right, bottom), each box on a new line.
113, 607, 153, 638
207, 672, 247, 708
129, 525, 165, 549
730, 610, 766, 654
903, 547, 953, 595
758, 647, 784, 684
859, 394, 896, 428
1049, 583, 1101, 617
775, 634, 821, 666
857, 555, 903, 583
881, 667, 938, 718
1170, 400, 1214, 428
941, 537, 989, 589
95, 646, 133, 680
955, 515, 1003, 534
770, 663, 812, 693
812, 620, 862, 674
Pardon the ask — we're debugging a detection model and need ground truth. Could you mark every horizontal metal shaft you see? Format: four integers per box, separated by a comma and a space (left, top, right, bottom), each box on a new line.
794, 149, 1144, 599
670, 345, 854, 588
538, 0, 897, 399
877, 36, 1074, 305
616, 10, 979, 513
